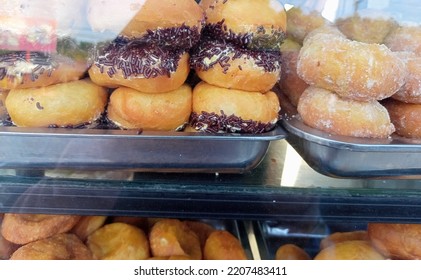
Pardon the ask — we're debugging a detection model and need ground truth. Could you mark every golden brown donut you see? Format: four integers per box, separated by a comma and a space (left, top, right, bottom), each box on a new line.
86, 222, 150, 260
200, 0, 286, 50
275, 244, 311, 260
190, 39, 282, 93
5, 79, 108, 128
314, 240, 385, 260
278, 39, 309, 107
0, 215, 19, 259
203, 230, 248, 260
10, 233, 93, 260
1, 214, 81, 245
0, 53, 87, 90
384, 25, 421, 53
190, 82, 280, 133
382, 98, 421, 138
149, 219, 202, 260
89, 42, 190, 94
391, 54, 421, 104
88, 0, 204, 50
286, 7, 330, 44
297, 86, 395, 138
335, 12, 398, 44
71, 216, 108, 242
184, 220, 216, 249
107, 84, 192, 131
297, 31, 407, 101
368, 223, 421, 260
319, 231, 369, 250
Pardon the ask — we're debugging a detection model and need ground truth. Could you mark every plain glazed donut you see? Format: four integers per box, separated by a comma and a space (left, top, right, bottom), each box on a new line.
297, 31, 407, 101
297, 86, 395, 138
89, 40, 190, 93
1, 214, 81, 245
203, 230, 248, 260
190, 81, 280, 133
107, 84, 192, 131
86, 222, 150, 260
5, 79, 108, 128
88, 0, 204, 50
149, 219, 202, 260
10, 233, 93, 260
190, 39, 282, 93
0, 53, 87, 90
200, 0, 287, 50
382, 98, 421, 138
368, 223, 421, 260
314, 240, 385, 260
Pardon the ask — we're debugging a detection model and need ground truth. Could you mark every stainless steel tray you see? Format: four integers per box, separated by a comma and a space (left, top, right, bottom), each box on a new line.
282, 113, 421, 179
0, 125, 286, 173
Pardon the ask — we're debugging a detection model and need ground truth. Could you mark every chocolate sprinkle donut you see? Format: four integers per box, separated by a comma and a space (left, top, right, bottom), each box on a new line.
189, 111, 277, 134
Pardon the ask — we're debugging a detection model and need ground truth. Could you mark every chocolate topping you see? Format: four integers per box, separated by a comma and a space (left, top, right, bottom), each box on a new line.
189, 111, 277, 134
202, 20, 286, 50
190, 39, 282, 73
92, 39, 184, 79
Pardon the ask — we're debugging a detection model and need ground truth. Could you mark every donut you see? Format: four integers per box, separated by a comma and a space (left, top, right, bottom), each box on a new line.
70, 215, 108, 242
297, 31, 407, 101
203, 230, 248, 260
190, 81, 280, 133
87, 0, 204, 50
149, 219, 202, 260
384, 25, 421, 53
368, 223, 421, 260
319, 231, 369, 250
382, 98, 421, 138
0, 52, 87, 90
278, 39, 309, 107
297, 86, 395, 138
200, 0, 287, 50
335, 11, 398, 44
86, 222, 150, 260
107, 84, 192, 131
391, 54, 421, 104
285, 6, 329, 44
10, 233, 93, 260
0, 215, 19, 259
314, 240, 385, 260
184, 220, 216, 249
275, 244, 311, 260
1, 214, 81, 245
190, 39, 282, 93
89, 40, 190, 93
5, 78, 108, 128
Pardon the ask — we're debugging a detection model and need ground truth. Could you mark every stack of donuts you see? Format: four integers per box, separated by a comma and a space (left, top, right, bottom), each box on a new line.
0, 213, 248, 260
188, 0, 286, 133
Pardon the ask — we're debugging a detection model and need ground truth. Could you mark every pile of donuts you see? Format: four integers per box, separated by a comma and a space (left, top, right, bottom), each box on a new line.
0, 213, 248, 260
0, 0, 287, 134
274, 222, 421, 260
278, 6, 421, 139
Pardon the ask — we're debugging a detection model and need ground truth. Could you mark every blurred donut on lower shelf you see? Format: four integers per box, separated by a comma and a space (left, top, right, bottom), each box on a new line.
275, 244, 311, 260
203, 230, 248, 260
314, 240, 385, 260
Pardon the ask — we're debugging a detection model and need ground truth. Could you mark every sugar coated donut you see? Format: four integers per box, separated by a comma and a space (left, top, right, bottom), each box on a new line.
368, 223, 421, 260
190, 39, 282, 93
86, 222, 150, 260
286, 7, 329, 43
10, 233, 93, 260
1, 214, 81, 245
275, 244, 311, 260
5, 79, 108, 128
190, 81, 280, 133
382, 98, 421, 138
384, 25, 421, 53
314, 240, 385, 260
203, 230, 248, 260
149, 219, 202, 260
297, 31, 407, 101
89, 40, 190, 93
391, 54, 421, 104
107, 84, 192, 131
87, 0, 204, 50
297, 86, 395, 138
200, 0, 286, 50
